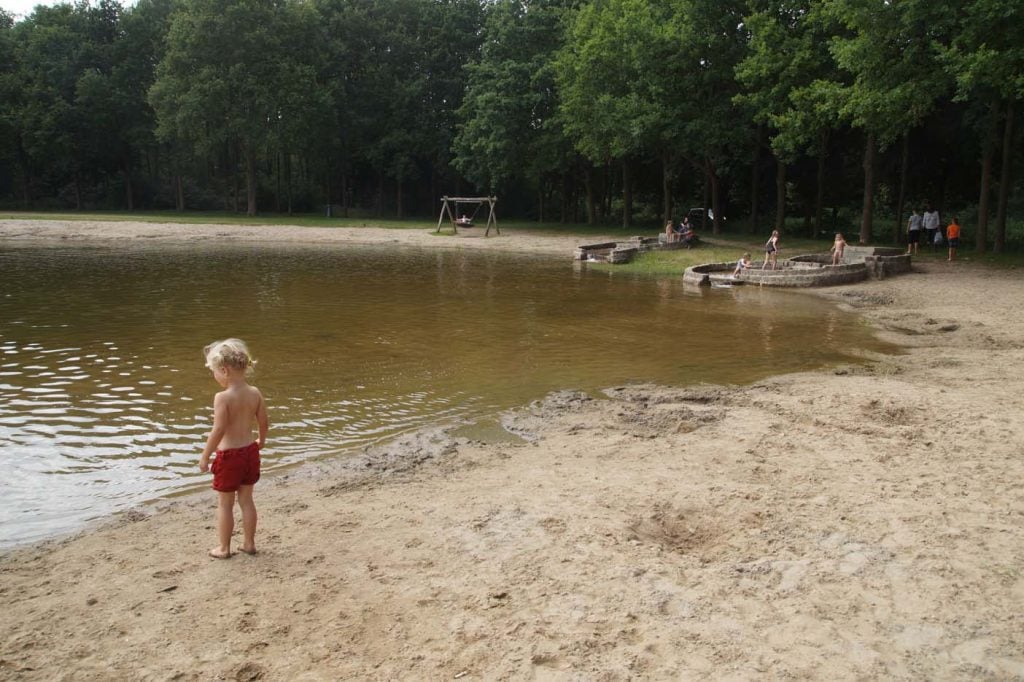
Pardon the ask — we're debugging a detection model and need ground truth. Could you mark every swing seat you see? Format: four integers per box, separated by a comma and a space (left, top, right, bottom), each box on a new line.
455, 217, 474, 227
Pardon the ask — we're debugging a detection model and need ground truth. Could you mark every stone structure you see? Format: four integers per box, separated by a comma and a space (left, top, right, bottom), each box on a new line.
683, 247, 911, 288
574, 234, 696, 263
575, 237, 911, 289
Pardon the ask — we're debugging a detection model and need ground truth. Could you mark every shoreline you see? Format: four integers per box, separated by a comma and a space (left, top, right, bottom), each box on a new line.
0, 218, 616, 257
2, 220, 1023, 679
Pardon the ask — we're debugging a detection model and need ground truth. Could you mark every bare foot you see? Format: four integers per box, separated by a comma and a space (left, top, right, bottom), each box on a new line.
208, 548, 231, 559
237, 546, 257, 556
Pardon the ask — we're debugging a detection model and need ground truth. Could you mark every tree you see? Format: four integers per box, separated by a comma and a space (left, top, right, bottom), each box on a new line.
815, 0, 952, 244
670, 0, 749, 234
150, 0, 325, 216
737, 0, 840, 237
945, 0, 1024, 252
555, 0, 676, 228
454, 0, 567, 193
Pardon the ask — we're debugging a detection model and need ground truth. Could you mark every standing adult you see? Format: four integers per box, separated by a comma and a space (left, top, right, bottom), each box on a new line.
946, 216, 961, 262
923, 205, 941, 249
906, 209, 923, 255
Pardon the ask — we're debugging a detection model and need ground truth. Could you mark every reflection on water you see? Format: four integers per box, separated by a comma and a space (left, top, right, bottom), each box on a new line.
0, 242, 892, 546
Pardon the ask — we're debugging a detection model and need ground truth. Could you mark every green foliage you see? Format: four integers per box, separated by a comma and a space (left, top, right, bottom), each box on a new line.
0, 0, 1019, 238
736, 0, 839, 161
814, 0, 952, 148
555, 0, 677, 163
453, 0, 571, 192
943, 0, 1024, 102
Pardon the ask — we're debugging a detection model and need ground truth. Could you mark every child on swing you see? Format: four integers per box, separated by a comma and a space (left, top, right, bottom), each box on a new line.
199, 339, 269, 559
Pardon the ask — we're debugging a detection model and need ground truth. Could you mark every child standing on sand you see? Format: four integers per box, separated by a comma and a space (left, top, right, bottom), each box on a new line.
199, 339, 269, 559
763, 230, 780, 270
946, 216, 961, 262
830, 233, 847, 265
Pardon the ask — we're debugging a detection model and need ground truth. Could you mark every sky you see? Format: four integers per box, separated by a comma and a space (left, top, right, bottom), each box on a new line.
4, 0, 139, 20
3, 0, 60, 19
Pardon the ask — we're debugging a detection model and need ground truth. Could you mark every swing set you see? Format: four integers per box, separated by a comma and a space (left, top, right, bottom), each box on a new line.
434, 196, 499, 236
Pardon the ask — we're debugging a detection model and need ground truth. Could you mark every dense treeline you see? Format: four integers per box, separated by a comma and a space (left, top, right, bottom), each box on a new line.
0, 0, 1021, 248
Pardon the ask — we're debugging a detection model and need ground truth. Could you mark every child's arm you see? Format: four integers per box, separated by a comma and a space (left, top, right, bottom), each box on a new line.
199, 392, 228, 472
255, 390, 269, 449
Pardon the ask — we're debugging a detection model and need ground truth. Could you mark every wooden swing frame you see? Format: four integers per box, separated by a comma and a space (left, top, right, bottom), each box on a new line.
434, 196, 499, 236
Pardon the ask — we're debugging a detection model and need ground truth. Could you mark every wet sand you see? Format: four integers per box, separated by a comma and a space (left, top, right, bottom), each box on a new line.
1, 220, 1023, 680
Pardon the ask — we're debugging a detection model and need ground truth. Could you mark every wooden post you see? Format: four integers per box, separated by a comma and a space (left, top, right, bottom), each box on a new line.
435, 196, 457, 233
484, 196, 500, 236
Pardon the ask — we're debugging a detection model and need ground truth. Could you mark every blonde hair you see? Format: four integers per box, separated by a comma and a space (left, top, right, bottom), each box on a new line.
204, 338, 255, 374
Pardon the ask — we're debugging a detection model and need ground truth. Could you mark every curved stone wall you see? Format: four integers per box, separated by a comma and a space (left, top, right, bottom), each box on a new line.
683, 259, 868, 288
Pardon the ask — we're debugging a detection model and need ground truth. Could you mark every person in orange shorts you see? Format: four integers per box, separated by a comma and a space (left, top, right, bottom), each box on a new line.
199, 339, 269, 559
946, 216, 961, 262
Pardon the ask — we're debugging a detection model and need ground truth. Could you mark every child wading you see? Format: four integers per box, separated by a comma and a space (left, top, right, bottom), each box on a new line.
199, 339, 269, 559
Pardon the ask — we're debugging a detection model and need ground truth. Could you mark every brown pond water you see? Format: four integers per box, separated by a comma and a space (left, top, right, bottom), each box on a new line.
0, 242, 895, 546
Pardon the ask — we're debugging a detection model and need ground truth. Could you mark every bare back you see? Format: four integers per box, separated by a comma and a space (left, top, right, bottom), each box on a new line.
213, 382, 267, 450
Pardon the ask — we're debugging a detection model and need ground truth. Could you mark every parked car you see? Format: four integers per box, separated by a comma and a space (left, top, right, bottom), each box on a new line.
687, 208, 724, 226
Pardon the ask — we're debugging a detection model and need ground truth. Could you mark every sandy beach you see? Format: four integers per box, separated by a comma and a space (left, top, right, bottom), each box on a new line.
1, 219, 1023, 680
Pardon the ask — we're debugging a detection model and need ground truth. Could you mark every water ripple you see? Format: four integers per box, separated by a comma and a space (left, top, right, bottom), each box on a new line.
0, 243, 894, 548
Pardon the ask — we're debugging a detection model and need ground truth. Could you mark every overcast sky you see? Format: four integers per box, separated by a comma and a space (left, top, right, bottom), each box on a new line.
3, 0, 60, 19
3, 0, 137, 20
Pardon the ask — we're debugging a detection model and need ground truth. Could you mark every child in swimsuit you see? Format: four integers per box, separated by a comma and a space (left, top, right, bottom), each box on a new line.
199, 338, 269, 559
830, 233, 847, 265
763, 230, 780, 270
733, 252, 752, 277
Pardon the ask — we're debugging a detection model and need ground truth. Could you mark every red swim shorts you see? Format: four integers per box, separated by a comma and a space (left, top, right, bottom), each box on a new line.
211, 442, 261, 492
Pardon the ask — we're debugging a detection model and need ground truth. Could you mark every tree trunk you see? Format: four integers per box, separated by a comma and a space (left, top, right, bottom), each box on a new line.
621, 158, 632, 230
705, 157, 721, 236
814, 129, 828, 238
430, 164, 438, 214
859, 133, 876, 245
341, 170, 349, 218
701, 171, 710, 232
122, 157, 134, 210
285, 154, 293, 215
977, 119, 995, 253
662, 149, 672, 223
895, 132, 909, 245
323, 165, 331, 216
750, 124, 762, 234
175, 174, 184, 212
245, 145, 257, 216
561, 172, 570, 224
74, 170, 82, 210
774, 157, 786, 233
584, 166, 596, 225
232, 147, 241, 213
994, 99, 1014, 253
275, 152, 282, 213
17, 139, 32, 208
395, 174, 403, 219
375, 171, 384, 216
538, 183, 544, 223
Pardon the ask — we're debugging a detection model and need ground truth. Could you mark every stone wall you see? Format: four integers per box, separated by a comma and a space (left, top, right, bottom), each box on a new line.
683, 260, 868, 288
864, 253, 912, 279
